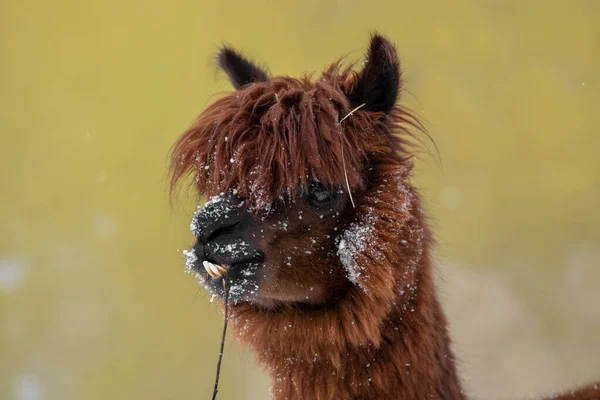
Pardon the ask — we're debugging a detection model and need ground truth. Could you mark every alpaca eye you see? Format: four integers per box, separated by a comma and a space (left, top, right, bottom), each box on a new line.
306, 182, 338, 208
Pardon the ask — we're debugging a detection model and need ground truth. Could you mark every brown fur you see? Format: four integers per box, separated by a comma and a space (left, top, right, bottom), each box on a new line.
170, 65, 419, 214
170, 34, 599, 400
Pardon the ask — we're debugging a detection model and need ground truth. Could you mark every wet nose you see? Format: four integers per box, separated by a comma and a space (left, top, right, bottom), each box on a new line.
191, 194, 246, 242
192, 194, 263, 266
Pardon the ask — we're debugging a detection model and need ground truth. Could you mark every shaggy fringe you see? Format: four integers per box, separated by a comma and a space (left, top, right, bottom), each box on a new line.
169, 57, 425, 212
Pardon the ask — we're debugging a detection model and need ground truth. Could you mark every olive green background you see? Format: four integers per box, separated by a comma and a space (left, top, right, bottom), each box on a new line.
1, 1, 599, 399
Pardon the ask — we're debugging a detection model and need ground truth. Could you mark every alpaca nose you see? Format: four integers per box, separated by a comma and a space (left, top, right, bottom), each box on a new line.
192, 194, 264, 267
192, 194, 246, 243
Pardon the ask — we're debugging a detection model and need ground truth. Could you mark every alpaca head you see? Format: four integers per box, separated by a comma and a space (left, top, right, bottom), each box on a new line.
171, 34, 426, 357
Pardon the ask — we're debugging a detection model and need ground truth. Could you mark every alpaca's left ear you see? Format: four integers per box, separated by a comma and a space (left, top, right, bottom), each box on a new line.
346, 34, 400, 114
216, 47, 269, 89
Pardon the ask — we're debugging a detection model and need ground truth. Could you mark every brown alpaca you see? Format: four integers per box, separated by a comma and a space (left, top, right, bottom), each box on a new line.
170, 34, 599, 400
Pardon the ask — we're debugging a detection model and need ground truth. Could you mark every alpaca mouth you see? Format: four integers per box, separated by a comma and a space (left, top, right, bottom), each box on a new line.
196, 257, 263, 302
187, 233, 265, 293
196, 258, 328, 309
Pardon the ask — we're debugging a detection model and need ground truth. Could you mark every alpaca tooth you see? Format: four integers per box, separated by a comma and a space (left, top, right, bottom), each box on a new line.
208, 262, 221, 278
202, 261, 215, 278
215, 264, 227, 275
203, 261, 228, 278
203, 261, 220, 278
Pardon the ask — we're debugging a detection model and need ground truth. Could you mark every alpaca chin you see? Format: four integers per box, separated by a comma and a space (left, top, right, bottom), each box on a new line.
250, 284, 330, 310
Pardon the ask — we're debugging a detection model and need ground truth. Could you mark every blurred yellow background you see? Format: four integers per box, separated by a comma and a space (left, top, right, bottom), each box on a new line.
1, 1, 599, 399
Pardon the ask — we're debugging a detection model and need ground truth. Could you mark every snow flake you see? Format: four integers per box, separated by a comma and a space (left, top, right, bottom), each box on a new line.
183, 248, 197, 273
336, 208, 377, 288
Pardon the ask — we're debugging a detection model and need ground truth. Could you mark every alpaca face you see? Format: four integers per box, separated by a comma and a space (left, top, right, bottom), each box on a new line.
187, 182, 353, 309
172, 35, 413, 314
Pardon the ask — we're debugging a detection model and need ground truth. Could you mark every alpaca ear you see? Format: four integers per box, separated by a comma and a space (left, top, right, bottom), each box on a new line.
216, 47, 269, 89
346, 34, 400, 114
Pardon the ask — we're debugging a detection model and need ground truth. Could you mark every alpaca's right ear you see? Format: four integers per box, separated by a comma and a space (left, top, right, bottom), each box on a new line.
216, 47, 269, 90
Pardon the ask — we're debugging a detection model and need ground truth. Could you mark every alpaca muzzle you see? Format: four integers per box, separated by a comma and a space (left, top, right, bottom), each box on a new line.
188, 193, 265, 300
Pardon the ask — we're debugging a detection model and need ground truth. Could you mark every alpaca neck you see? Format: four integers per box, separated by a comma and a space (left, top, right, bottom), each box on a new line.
260, 266, 465, 400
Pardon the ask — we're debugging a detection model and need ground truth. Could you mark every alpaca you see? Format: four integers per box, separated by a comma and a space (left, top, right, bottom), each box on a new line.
170, 34, 599, 400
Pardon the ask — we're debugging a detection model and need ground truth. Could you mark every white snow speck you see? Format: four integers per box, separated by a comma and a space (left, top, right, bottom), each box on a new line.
336, 208, 376, 287
183, 249, 197, 273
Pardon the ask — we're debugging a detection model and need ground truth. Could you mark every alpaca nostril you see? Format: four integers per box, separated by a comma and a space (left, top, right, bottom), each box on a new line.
205, 221, 241, 244
192, 193, 249, 242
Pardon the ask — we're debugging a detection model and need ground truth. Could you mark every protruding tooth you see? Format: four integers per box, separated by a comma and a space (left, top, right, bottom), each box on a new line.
215, 264, 227, 275
202, 261, 214, 278
208, 262, 221, 278
203, 261, 228, 278
203, 261, 220, 278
